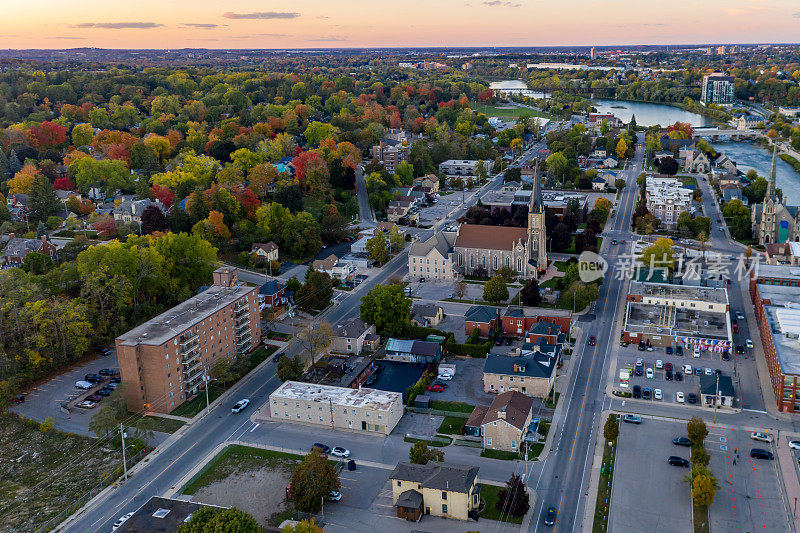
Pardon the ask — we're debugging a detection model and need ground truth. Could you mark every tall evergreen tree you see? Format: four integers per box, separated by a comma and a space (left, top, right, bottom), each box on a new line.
7, 149, 21, 174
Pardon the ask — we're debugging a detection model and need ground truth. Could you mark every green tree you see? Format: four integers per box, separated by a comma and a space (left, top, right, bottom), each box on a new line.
295, 268, 333, 312
28, 175, 62, 223
687, 416, 708, 446
389, 226, 405, 252
360, 284, 411, 336
290, 449, 341, 513
483, 275, 509, 304
691, 445, 710, 467
519, 279, 541, 307
178, 506, 263, 533
691, 474, 717, 508
395, 160, 414, 186
366, 231, 389, 265
615, 178, 626, 190
603, 414, 619, 441
281, 519, 322, 533
409, 441, 444, 465
546, 151, 569, 183
277, 355, 304, 382
640, 238, 675, 270
88, 385, 128, 440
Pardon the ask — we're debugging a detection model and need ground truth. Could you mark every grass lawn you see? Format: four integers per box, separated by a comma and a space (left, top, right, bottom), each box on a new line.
430, 400, 477, 413
403, 436, 451, 447
181, 444, 305, 495
480, 449, 520, 461
478, 483, 525, 524
172, 346, 277, 418
553, 260, 571, 272
544, 392, 560, 409
693, 505, 710, 533
540, 278, 561, 290
472, 102, 550, 120
135, 415, 186, 434
591, 437, 618, 532
437, 415, 468, 435
679, 176, 699, 188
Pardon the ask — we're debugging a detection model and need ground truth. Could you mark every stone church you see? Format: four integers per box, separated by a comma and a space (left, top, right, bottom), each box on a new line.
752, 147, 800, 244
453, 172, 548, 279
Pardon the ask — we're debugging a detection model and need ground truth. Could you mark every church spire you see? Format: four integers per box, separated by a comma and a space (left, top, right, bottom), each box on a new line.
530, 159, 542, 213
767, 145, 777, 202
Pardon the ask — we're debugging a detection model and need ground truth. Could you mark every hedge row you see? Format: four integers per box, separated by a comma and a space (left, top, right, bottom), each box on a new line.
405, 371, 435, 406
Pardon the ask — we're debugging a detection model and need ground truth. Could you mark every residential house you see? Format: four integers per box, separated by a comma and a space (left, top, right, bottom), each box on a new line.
713, 153, 738, 174
408, 230, 457, 281
730, 113, 762, 131
312, 254, 356, 281
251, 242, 279, 262
464, 305, 501, 337
592, 148, 607, 158
525, 321, 567, 345
483, 340, 560, 397
501, 307, 573, 338
412, 304, 444, 328
6, 193, 28, 221
591, 177, 608, 191
331, 317, 377, 355
385, 338, 442, 364
258, 279, 285, 309
602, 156, 618, 168
721, 185, 745, 205
390, 462, 481, 521
1, 235, 57, 266
466, 391, 534, 452
113, 198, 167, 225
413, 174, 440, 195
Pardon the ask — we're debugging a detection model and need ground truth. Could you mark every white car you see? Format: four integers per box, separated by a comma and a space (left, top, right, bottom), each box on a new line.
704, 368, 713, 375
746, 339, 754, 349
683, 364, 692, 375
75, 380, 93, 390
331, 446, 351, 458
789, 440, 800, 450
646, 345, 654, 352
736, 312, 745, 320
112, 512, 135, 531
77, 400, 97, 409
654, 389, 663, 400
750, 432, 773, 443
676, 392, 685, 403
327, 490, 342, 501
693, 346, 701, 358
646, 368, 654, 379
231, 399, 250, 413
655, 360, 663, 369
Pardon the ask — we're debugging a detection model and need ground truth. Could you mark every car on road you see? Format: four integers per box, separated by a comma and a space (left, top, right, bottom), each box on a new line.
273, 352, 283, 363
673, 437, 691, 447
733, 324, 738, 334
646, 368, 654, 379
693, 346, 701, 357
231, 399, 250, 413
736, 345, 744, 354
654, 389, 663, 400
632, 385, 642, 398
687, 393, 698, 404
427, 383, 445, 392
750, 448, 774, 460
327, 490, 342, 501
789, 440, 800, 450
750, 432, 773, 443
642, 387, 652, 400
587, 336, 596, 346
676, 345, 683, 356
620, 239, 626, 244
655, 359, 663, 369
112, 512, 135, 531
331, 446, 350, 458
683, 364, 692, 375
611, 239, 617, 245
96, 347, 112, 357
312, 443, 331, 454
77, 400, 97, 409
746, 339, 754, 349
668, 456, 690, 467
704, 368, 713, 375
736, 312, 744, 320
676, 392, 685, 403
543, 506, 557, 526
623, 414, 642, 424
75, 380, 93, 390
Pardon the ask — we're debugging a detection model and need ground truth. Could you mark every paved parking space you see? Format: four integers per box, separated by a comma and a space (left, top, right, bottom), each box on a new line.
610, 417, 693, 532
335, 464, 391, 510
10, 351, 119, 435
617, 342, 741, 407
707, 425, 790, 532
429, 358, 495, 406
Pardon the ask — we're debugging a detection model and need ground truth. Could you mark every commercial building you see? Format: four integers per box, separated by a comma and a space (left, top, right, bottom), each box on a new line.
501, 307, 573, 338
116, 268, 261, 413
115, 497, 232, 533
465, 391, 534, 452
645, 176, 693, 230
765, 242, 800, 265
750, 266, 800, 413
385, 338, 443, 364
390, 462, 481, 521
701, 73, 735, 105
268, 381, 403, 435
622, 281, 731, 349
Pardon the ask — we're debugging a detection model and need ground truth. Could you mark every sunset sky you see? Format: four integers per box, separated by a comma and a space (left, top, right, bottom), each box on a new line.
1, 0, 799, 49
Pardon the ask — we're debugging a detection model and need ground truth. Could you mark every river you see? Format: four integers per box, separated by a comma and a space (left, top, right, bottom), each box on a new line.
591, 99, 713, 128
713, 141, 800, 204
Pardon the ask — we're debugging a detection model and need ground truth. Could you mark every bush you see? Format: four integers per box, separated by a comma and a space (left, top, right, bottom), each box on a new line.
405, 372, 435, 405
448, 341, 493, 358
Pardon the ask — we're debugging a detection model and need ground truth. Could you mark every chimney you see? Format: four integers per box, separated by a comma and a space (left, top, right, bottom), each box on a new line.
497, 407, 506, 419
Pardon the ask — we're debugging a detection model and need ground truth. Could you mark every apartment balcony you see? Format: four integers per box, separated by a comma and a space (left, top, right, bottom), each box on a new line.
183, 358, 202, 376
236, 334, 252, 351
185, 373, 203, 392
182, 348, 200, 366
235, 320, 251, 334
180, 331, 199, 349
234, 298, 249, 312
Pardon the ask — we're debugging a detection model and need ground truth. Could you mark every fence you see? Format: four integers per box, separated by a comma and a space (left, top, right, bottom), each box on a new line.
36, 446, 151, 532
405, 406, 473, 418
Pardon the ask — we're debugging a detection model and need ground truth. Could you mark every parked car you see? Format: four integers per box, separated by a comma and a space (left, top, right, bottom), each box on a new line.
693, 346, 701, 357
96, 347, 112, 357
231, 399, 250, 413
505, 337, 512, 346
687, 393, 698, 404
99, 368, 117, 376
694, 368, 703, 376
665, 370, 673, 381
673, 437, 691, 447
676, 392, 685, 403
96, 389, 112, 397
312, 443, 331, 454
77, 400, 97, 409
733, 324, 738, 334
646, 368, 654, 379
668, 456, 690, 467
632, 385, 642, 398
638, 342, 646, 351
665, 362, 673, 372
704, 368, 713, 375
327, 490, 342, 501
722, 351, 730, 361
273, 352, 283, 363
665, 346, 673, 355
331, 446, 350, 458
110, 376, 122, 384
675, 371, 683, 382
587, 336, 596, 346
646, 345, 654, 352
654, 389, 663, 400
427, 383, 444, 392
683, 364, 692, 375
655, 360, 663, 369
86, 394, 103, 402
622, 414, 642, 424
543, 506, 557, 526
676, 346, 683, 357
620, 239, 626, 244
750, 448, 774, 460
789, 441, 800, 450
75, 380, 93, 390
642, 387, 652, 400
750, 432, 773, 443
112, 512, 135, 532
431, 380, 448, 389
84, 373, 103, 383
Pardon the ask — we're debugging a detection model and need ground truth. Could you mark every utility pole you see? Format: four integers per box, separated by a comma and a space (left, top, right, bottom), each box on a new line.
714, 372, 720, 424
202, 363, 210, 413
120, 423, 128, 482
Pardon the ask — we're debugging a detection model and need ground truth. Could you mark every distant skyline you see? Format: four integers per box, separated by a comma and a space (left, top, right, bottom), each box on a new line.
2, 0, 800, 49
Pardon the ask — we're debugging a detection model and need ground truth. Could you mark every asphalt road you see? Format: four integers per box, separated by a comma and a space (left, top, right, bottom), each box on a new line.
528, 133, 644, 532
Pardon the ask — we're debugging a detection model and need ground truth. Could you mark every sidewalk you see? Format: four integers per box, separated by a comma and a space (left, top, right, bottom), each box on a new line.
581, 410, 613, 533
776, 438, 800, 532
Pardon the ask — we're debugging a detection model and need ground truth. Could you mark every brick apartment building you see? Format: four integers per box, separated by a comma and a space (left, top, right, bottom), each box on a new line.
116, 267, 261, 413
501, 307, 572, 338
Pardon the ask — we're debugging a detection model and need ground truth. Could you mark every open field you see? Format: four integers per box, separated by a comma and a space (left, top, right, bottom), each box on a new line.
472, 103, 550, 119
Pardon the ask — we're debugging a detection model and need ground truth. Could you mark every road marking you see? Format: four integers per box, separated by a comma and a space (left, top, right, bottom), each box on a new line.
250, 423, 260, 432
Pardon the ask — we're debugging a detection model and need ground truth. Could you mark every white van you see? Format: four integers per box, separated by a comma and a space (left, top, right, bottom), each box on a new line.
75, 380, 93, 390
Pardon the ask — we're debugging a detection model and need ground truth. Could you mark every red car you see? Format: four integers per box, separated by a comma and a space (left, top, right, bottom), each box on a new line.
427, 384, 444, 392
665, 362, 673, 372
587, 336, 596, 346
620, 239, 626, 244
733, 324, 738, 334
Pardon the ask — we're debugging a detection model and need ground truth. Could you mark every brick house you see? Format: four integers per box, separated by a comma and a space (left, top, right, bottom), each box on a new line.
1, 235, 58, 266
464, 305, 501, 338
465, 391, 534, 452
258, 279, 285, 309
501, 307, 572, 338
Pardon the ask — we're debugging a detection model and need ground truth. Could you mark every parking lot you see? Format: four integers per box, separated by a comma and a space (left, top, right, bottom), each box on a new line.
10, 350, 120, 436
426, 358, 495, 406
609, 417, 693, 532
706, 425, 790, 532
617, 342, 742, 407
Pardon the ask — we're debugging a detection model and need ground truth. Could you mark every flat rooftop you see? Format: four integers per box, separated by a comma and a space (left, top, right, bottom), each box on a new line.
118, 496, 219, 533
758, 284, 800, 375
271, 380, 401, 410
629, 281, 728, 305
754, 264, 800, 282
624, 301, 730, 341
117, 283, 256, 346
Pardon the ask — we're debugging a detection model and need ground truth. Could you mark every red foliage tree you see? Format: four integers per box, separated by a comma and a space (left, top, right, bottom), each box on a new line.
292, 151, 328, 189
53, 177, 76, 191
667, 122, 695, 138
30, 121, 67, 148
151, 184, 175, 208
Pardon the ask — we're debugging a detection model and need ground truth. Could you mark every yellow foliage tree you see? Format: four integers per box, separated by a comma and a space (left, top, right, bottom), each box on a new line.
616, 138, 628, 160
8, 164, 40, 195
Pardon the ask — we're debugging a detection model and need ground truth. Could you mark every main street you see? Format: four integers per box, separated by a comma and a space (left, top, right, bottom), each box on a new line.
527, 134, 644, 532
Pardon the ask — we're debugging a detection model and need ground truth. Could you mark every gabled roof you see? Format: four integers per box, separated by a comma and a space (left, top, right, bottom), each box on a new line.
259, 279, 284, 296
313, 254, 338, 271
484, 352, 557, 380
335, 317, 371, 339
252, 241, 278, 254
479, 391, 534, 431
413, 304, 441, 320
465, 305, 499, 324
389, 462, 479, 493
455, 224, 527, 252
408, 231, 456, 259
528, 321, 562, 336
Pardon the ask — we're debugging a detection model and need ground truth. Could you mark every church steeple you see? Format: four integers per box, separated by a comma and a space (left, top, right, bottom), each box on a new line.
766, 145, 778, 202
529, 160, 542, 213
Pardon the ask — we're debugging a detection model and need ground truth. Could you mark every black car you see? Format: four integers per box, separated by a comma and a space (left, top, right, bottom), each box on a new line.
638, 341, 646, 351
676, 346, 683, 357
587, 336, 596, 346
673, 437, 692, 447
665, 370, 673, 381
632, 385, 642, 398
110, 376, 122, 384
736, 345, 744, 355
675, 371, 683, 382
84, 373, 103, 383
95, 347, 112, 357
687, 393, 698, 404
722, 351, 730, 361
666, 346, 673, 355
312, 443, 331, 454
432, 380, 448, 389
273, 352, 283, 363
668, 456, 690, 467
634, 364, 643, 376
505, 337, 512, 346
99, 368, 116, 376
86, 394, 103, 402
96, 389, 112, 397
642, 387, 652, 400
750, 448, 774, 460
543, 506, 557, 526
